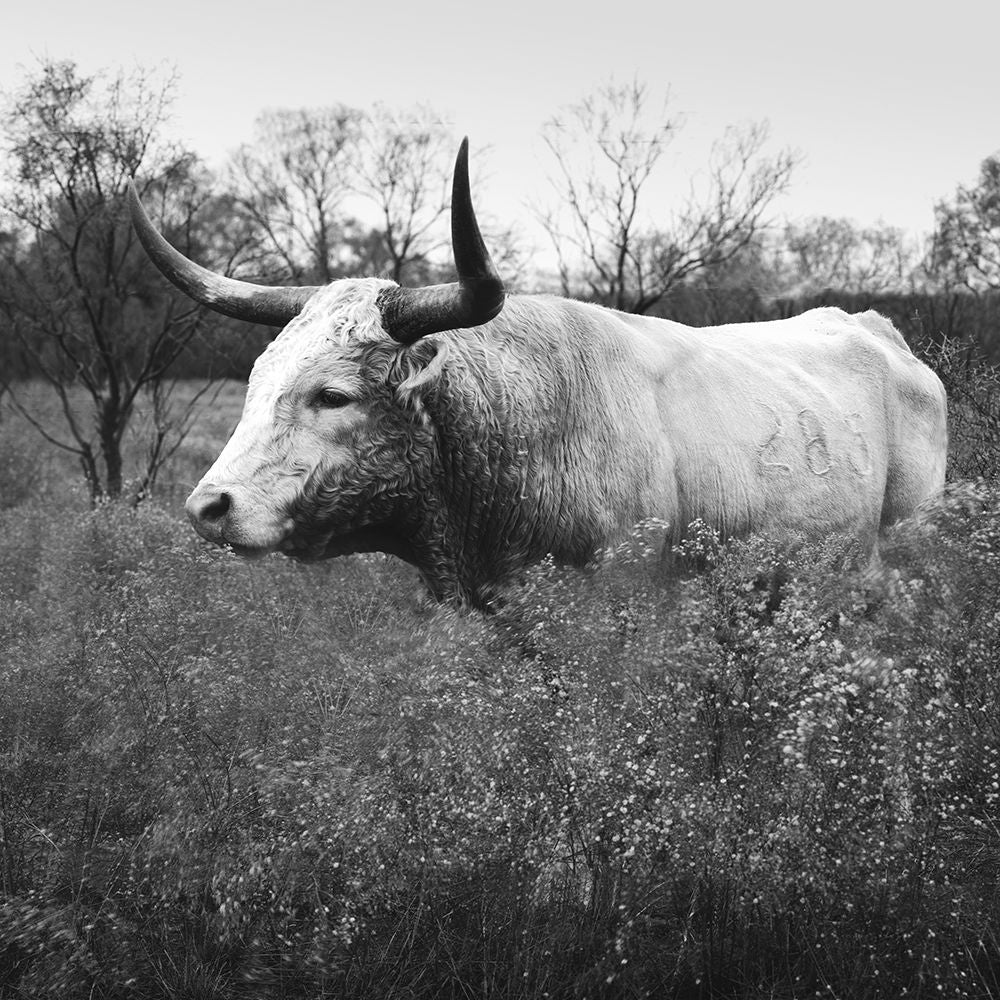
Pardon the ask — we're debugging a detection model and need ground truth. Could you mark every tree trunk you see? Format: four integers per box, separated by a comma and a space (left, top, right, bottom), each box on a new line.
99, 427, 124, 499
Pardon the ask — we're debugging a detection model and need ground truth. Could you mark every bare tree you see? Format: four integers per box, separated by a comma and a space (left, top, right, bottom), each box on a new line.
0, 59, 216, 501
223, 105, 530, 291
539, 80, 673, 310
539, 80, 797, 314
227, 107, 362, 283
930, 153, 1000, 293
351, 104, 454, 284
778, 216, 922, 296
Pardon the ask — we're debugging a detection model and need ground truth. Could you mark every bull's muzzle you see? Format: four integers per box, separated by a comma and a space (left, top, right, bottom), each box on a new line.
185, 482, 295, 554
185, 483, 232, 545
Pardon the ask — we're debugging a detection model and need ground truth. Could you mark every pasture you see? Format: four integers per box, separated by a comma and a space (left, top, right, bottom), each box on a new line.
1, 378, 999, 998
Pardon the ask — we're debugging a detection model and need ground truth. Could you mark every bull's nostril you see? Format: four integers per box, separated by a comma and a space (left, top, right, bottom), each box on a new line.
200, 491, 232, 523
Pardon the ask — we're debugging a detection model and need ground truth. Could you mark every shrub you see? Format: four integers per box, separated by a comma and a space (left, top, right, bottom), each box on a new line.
921, 337, 1000, 481
2, 484, 1000, 998
0, 417, 47, 510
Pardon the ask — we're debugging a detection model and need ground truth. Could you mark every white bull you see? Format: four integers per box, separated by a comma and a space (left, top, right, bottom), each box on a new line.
129, 139, 947, 606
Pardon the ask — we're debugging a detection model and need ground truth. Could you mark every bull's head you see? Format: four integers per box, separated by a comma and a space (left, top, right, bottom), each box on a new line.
129, 139, 505, 567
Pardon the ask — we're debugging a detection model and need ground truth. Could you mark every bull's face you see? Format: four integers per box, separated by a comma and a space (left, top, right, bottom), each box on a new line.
185, 281, 433, 561
128, 138, 504, 562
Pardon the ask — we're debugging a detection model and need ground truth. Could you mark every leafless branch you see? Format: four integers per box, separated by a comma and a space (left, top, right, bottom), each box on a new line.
536, 80, 797, 314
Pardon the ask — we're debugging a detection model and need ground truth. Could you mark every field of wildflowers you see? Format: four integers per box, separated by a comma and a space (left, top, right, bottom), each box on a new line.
0, 365, 999, 999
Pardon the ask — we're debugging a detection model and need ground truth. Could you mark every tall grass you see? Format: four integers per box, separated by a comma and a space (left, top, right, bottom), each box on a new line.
1, 359, 998, 998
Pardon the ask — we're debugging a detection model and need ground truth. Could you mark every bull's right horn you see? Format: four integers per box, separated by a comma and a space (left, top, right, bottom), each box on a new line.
127, 182, 321, 327
376, 137, 506, 344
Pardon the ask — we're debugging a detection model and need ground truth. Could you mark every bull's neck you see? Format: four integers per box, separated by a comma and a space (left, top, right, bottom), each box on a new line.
412, 331, 611, 605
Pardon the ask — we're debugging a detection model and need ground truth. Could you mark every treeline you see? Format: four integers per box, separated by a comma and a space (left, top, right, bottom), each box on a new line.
130, 288, 1000, 379
656, 286, 1000, 361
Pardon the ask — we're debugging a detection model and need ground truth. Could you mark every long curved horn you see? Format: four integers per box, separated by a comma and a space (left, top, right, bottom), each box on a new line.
377, 137, 505, 345
127, 182, 321, 327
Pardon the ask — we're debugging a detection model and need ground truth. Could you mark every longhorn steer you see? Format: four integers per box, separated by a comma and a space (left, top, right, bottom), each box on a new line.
129, 139, 947, 607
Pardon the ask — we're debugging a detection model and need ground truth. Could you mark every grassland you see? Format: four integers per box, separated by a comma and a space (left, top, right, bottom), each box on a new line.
1, 377, 999, 999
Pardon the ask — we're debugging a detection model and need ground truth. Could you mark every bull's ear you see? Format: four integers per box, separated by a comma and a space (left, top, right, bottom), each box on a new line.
390, 338, 449, 412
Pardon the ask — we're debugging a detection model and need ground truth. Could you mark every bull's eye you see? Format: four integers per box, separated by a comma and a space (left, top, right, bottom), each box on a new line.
315, 388, 353, 409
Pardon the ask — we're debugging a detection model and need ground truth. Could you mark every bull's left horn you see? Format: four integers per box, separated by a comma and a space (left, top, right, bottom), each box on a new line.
377, 137, 505, 344
127, 182, 321, 327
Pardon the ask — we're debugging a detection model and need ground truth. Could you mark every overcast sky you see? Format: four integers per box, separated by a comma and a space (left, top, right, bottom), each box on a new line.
3, 0, 999, 255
